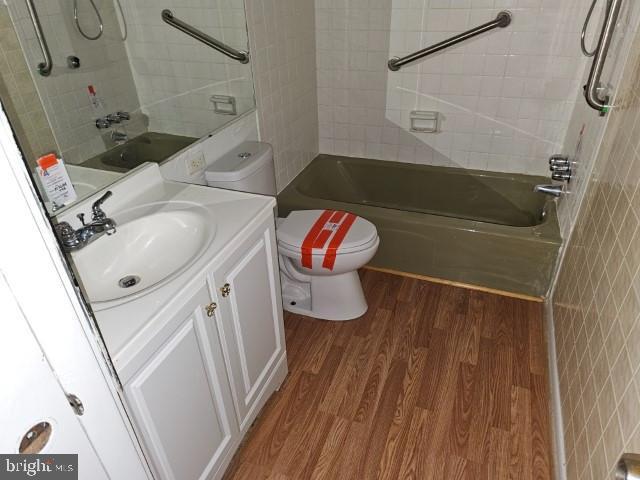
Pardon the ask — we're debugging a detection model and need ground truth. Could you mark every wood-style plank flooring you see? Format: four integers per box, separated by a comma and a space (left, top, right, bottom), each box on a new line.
224, 270, 553, 479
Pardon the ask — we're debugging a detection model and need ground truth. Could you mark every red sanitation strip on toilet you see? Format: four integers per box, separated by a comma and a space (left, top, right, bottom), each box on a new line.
322, 213, 357, 271
301, 210, 335, 269
300, 210, 356, 270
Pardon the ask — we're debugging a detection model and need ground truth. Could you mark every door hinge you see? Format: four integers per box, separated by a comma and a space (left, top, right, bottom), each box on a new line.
66, 394, 85, 416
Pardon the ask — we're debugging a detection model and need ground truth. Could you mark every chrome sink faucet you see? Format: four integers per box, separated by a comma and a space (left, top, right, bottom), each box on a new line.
55, 191, 117, 252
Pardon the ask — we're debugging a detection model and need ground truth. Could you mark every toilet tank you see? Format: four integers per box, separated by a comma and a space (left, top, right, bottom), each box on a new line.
204, 141, 276, 196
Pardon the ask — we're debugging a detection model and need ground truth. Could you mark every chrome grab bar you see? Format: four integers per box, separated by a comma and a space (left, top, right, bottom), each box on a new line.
388, 11, 512, 71
161, 9, 249, 64
25, 0, 52, 76
584, 0, 623, 115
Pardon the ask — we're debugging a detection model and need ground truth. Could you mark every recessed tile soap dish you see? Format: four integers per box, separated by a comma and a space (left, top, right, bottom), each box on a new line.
410, 110, 440, 133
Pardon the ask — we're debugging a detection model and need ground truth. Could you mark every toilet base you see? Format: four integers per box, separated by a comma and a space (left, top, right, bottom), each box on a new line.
280, 270, 368, 321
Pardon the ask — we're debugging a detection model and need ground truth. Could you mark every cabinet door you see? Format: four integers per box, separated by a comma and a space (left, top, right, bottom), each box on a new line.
211, 221, 286, 431
125, 286, 237, 480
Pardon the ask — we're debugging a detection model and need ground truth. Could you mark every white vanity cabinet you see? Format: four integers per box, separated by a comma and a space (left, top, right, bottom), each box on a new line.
208, 217, 286, 433
124, 285, 239, 480
123, 214, 287, 480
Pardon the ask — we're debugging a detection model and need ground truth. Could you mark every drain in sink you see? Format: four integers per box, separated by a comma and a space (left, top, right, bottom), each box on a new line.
119, 275, 141, 289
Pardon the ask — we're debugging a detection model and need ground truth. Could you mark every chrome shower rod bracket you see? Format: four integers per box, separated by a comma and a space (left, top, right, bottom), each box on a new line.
388, 11, 512, 71
161, 9, 249, 64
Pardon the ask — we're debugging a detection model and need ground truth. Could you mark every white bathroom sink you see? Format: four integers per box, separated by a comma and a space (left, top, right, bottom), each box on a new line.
73, 206, 215, 303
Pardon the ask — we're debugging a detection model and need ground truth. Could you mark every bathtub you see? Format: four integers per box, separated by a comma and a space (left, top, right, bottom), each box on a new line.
277, 155, 562, 298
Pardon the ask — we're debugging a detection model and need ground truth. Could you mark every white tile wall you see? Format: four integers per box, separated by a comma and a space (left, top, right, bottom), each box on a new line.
316, 0, 595, 176
245, 0, 319, 191
121, 0, 256, 139
6, 0, 144, 164
0, 5, 57, 167
552, 20, 640, 479
5, 0, 257, 165
556, 0, 640, 239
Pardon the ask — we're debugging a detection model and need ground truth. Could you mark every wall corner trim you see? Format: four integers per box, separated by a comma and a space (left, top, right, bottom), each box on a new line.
544, 299, 567, 480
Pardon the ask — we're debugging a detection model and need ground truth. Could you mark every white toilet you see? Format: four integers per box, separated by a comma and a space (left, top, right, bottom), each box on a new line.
277, 210, 379, 320
205, 142, 379, 320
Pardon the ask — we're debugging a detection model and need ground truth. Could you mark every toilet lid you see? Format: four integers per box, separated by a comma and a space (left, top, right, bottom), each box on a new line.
278, 210, 377, 255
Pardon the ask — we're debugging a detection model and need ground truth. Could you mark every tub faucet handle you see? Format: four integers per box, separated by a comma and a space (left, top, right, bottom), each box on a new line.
548, 154, 572, 182
549, 155, 570, 167
549, 154, 569, 165
552, 171, 572, 182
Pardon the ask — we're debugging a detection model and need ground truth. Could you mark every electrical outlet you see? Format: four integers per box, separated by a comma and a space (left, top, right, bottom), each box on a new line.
186, 153, 205, 176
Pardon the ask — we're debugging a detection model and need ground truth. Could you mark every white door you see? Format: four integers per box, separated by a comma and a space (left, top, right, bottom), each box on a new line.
210, 222, 286, 431
125, 285, 237, 480
0, 273, 107, 479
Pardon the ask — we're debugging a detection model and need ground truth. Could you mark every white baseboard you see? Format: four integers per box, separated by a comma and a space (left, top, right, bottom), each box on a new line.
545, 299, 567, 480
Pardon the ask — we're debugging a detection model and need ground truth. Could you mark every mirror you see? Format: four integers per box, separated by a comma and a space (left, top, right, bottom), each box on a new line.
0, 0, 255, 215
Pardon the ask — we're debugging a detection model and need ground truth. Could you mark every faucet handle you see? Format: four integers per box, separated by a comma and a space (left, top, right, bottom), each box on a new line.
116, 111, 130, 121
55, 221, 80, 248
552, 171, 572, 182
549, 154, 570, 167
77, 213, 86, 226
95, 117, 111, 129
91, 191, 113, 221
105, 113, 122, 124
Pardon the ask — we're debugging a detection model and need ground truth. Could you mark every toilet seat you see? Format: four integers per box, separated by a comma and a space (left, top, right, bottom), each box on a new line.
277, 210, 377, 256
276, 209, 380, 320
278, 236, 378, 257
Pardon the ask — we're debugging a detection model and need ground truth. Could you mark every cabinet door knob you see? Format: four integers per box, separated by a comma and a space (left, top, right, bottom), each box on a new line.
206, 302, 217, 317
220, 283, 231, 297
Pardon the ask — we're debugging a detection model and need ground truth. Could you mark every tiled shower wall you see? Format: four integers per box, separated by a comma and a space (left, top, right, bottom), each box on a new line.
552, 18, 640, 480
315, 0, 593, 176
6, 0, 257, 165
121, 0, 255, 138
556, 1, 640, 238
245, 0, 319, 191
6, 0, 144, 165
0, 5, 56, 168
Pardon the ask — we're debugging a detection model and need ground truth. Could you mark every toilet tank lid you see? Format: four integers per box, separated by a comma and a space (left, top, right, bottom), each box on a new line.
278, 210, 378, 254
205, 141, 273, 182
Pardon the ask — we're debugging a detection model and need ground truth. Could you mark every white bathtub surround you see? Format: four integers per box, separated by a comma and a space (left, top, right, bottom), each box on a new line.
315, 0, 596, 176
244, 0, 320, 192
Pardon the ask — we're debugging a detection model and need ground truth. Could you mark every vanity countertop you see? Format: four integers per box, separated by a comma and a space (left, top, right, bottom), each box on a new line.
58, 164, 276, 376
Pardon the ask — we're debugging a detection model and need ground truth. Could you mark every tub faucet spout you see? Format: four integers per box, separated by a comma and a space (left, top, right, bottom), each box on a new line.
534, 184, 563, 197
